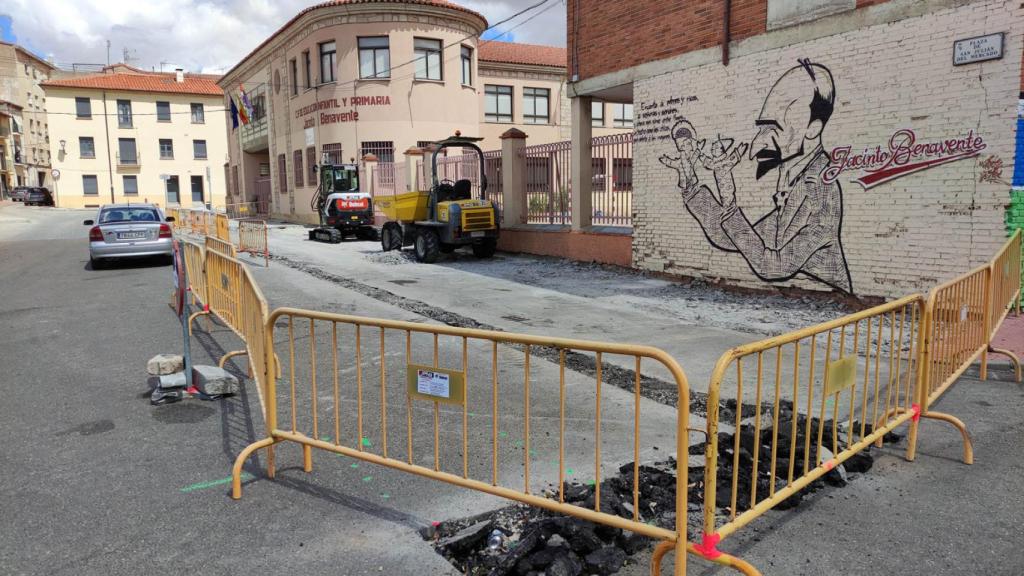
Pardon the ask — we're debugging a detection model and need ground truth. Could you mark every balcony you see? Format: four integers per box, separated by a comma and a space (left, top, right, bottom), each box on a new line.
240, 115, 268, 153
116, 154, 140, 172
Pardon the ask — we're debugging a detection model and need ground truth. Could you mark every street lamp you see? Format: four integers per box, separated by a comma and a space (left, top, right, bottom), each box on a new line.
59, 139, 66, 154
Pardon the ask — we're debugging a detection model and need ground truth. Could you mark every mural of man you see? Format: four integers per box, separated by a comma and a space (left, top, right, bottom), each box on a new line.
660, 59, 853, 294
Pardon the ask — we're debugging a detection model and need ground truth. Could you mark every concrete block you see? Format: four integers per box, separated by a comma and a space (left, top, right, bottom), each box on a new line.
147, 354, 183, 375
192, 365, 239, 395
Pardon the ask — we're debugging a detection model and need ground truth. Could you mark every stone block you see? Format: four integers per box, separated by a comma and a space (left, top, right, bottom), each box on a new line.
147, 354, 183, 375
192, 365, 239, 395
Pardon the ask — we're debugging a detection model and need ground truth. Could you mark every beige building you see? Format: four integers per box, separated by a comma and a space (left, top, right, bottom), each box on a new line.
217, 0, 628, 222
0, 41, 56, 191
0, 101, 22, 197
42, 66, 228, 209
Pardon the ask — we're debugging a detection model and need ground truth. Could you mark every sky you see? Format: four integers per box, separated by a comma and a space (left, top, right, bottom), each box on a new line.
0, 0, 566, 74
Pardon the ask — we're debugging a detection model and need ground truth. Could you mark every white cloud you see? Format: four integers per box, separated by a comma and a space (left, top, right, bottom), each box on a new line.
2, 0, 565, 74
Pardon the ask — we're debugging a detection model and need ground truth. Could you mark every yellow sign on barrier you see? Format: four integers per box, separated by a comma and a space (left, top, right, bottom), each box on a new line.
407, 364, 465, 404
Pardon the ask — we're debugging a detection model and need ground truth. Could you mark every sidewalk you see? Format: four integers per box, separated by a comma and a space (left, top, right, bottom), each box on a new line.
992, 311, 1023, 362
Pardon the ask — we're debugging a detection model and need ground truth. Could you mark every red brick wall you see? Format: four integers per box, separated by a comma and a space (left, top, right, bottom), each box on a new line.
498, 228, 632, 267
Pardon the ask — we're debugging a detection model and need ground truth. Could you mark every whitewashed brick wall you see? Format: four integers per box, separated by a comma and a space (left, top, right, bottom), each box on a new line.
633, 0, 1022, 299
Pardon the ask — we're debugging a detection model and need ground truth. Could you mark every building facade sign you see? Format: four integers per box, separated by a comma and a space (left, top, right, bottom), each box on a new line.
953, 32, 1004, 66
295, 96, 393, 128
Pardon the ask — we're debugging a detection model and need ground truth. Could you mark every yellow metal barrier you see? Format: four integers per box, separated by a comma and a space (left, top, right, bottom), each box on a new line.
215, 213, 231, 242
230, 309, 723, 576
237, 218, 269, 267
205, 249, 243, 335
204, 234, 236, 258
698, 296, 926, 567
984, 229, 1022, 380
181, 240, 209, 334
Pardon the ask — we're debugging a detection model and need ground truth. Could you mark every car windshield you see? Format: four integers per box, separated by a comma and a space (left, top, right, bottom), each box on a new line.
99, 208, 160, 223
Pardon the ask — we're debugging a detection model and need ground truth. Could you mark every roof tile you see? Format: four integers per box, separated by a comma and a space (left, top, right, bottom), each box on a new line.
42, 71, 223, 96
478, 40, 566, 68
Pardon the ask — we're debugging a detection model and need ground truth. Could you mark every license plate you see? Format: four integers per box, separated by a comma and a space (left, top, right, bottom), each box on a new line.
471, 231, 485, 238
118, 232, 145, 240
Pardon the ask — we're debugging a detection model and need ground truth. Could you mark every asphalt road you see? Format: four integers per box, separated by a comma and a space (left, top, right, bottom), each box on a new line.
2, 204, 1022, 576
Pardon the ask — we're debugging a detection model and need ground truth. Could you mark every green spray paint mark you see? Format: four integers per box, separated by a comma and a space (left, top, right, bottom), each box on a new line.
362, 476, 373, 483
528, 449, 536, 456
514, 440, 523, 448
499, 431, 508, 439
320, 436, 332, 442
585, 479, 595, 486
380, 493, 390, 499
180, 473, 253, 493
361, 437, 372, 447
566, 468, 575, 475
350, 463, 360, 469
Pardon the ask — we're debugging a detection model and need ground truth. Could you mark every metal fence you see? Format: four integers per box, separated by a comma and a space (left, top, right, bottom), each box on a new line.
591, 133, 633, 227
225, 202, 268, 220
412, 151, 503, 217
521, 140, 572, 225
204, 234, 236, 258
214, 213, 231, 242
237, 218, 269, 268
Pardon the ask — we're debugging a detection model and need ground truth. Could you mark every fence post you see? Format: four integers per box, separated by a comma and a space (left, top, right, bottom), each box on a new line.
404, 147, 423, 192
361, 153, 378, 197
980, 265, 993, 380
500, 128, 528, 225
570, 96, 593, 231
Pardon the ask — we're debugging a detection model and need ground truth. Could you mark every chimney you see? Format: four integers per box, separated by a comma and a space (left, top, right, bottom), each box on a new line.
175, 68, 184, 83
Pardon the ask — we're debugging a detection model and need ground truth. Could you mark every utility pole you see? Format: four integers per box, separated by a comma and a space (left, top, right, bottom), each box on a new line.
102, 91, 115, 203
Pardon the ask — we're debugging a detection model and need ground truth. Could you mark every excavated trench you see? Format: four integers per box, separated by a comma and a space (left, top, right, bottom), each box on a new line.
267, 253, 903, 575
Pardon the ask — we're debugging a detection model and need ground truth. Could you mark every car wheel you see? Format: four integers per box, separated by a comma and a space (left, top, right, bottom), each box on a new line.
413, 229, 440, 263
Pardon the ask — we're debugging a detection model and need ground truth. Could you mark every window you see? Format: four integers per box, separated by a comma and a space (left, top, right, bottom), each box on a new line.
306, 146, 316, 180
360, 141, 394, 163
75, 97, 92, 118
303, 50, 311, 91
193, 139, 207, 159
166, 175, 180, 204
460, 45, 472, 86
116, 99, 132, 128
319, 41, 336, 84
79, 137, 95, 158
612, 103, 634, 128
358, 37, 390, 79
277, 154, 287, 193
322, 143, 343, 165
290, 58, 298, 95
83, 175, 98, 195
232, 165, 239, 196
523, 87, 550, 124
122, 175, 138, 196
190, 103, 204, 124
191, 175, 204, 203
591, 101, 605, 127
158, 139, 174, 159
293, 150, 304, 187
484, 85, 513, 123
414, 38, 443, 80
118, 138, 137, 165
156, 101, 171, 122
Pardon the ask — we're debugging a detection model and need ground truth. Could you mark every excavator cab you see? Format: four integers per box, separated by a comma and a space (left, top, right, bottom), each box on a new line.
308, 162, 376, 243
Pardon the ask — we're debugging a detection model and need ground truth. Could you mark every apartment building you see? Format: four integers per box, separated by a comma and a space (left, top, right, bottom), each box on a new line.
42, 66, 227, 209
0, 41, 56, 190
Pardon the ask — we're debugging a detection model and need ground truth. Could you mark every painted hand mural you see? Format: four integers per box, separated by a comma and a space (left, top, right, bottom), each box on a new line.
661, 59, 853, 294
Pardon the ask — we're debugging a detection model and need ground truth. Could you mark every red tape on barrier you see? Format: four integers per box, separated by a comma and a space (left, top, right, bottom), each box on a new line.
694, 532, 722, 559
823, 460, 835, 471
911, 403, 921, 422
203, 304, 210, 312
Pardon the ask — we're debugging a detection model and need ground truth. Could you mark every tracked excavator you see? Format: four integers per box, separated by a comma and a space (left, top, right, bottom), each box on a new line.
308, 162, 377, 243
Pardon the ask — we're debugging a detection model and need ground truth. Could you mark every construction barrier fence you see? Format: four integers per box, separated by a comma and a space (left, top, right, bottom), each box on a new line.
697, 296, 925, 561
237, 218, 269, 267
204, 234, 236, 259
164, 225, 1020, 575
215, 213, 231, 243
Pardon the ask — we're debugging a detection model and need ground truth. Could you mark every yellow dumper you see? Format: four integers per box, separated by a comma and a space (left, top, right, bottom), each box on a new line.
377, 134, 500, 263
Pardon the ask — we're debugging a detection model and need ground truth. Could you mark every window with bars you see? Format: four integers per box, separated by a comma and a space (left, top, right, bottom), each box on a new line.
612, 103, 634, 128
485, 85, 512, 123
461, 45, 472, 86
359, 37, 390, 79
523, 87, 549, 124
322, 143, 343, 164
360, 141, 394, 163
306, 146, 316, 181
277, 155, 286, 193
414, 38, 442, 80
319, 41, 336, 84
293, 150, 304, 187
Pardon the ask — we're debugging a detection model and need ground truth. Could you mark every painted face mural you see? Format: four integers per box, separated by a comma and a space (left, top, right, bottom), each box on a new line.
659, 59, 853, 294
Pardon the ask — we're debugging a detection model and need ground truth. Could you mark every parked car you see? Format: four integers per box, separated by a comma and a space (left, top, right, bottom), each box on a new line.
10, 186, 32, 202
24, 188, 54, 206
84, 203, 176, 269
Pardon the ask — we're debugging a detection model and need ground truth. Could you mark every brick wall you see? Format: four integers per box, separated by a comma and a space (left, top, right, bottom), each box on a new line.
631, 0, 1022, 299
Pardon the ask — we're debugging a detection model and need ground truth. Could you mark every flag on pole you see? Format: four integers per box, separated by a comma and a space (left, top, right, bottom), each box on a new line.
229, 96, 239, 130
239, 84, 254, 118
237, 93, 250, 126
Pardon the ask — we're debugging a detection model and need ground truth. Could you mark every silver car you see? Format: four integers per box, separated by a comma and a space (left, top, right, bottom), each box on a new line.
84, 204, 175, 268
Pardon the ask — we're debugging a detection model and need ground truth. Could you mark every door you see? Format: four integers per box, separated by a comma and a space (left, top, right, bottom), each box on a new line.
166, 176, 180, 205
190, 175, 204, 204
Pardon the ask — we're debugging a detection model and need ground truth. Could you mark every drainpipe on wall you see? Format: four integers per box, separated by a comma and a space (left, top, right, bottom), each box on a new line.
722, 0, 732, 66
102, 90, 115, 203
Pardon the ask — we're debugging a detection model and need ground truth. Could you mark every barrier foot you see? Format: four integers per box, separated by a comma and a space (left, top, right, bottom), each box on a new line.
921, 410, 974, 465
187, 311, 209, 336
218, 349, 249, 370
231, 437, 277, 499
987, 345, 1022, 383
274, 353, 283, 379
650, 540, 762, 576
303, 444, 313, 473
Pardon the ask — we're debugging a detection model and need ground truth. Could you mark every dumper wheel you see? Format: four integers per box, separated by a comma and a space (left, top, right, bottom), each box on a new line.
414, 229, 441, 263
381, 223, 402, 252
472, 238, 497, 258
